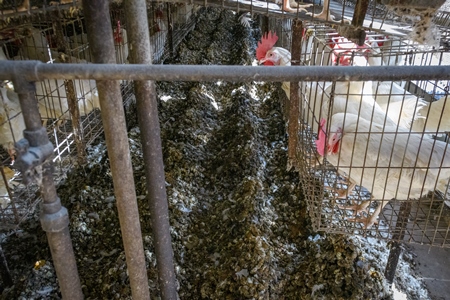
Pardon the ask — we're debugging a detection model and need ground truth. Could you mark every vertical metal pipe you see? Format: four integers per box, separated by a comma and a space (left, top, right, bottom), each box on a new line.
287, 19, 302, 170
260, 15, 269, 36
124, 1, 178, 299
384, 201, 412, 284
12, 79, 83, 300
81, 1, 151, 299
41, 162, 83, 300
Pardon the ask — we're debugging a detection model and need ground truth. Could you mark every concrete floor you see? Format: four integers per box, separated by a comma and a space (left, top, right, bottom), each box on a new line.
406, 244, 450, 300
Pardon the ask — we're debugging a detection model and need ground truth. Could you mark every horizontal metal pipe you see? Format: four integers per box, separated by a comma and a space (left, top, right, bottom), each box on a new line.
2, 61, 450, 82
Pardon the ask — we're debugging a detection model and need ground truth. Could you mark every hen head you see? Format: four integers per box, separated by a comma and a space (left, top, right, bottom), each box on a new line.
315, 118, 342, 156
331, 38, 368, 66
328, 126, 342, 155
259, 48, 286, 66
114, 20, 122, 44
256, 31, 278, 66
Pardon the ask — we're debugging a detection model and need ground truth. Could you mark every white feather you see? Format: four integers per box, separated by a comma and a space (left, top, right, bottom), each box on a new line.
324, 112, 450, 226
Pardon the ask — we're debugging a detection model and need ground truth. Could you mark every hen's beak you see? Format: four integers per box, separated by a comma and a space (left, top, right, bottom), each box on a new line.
258, 58, 266, 65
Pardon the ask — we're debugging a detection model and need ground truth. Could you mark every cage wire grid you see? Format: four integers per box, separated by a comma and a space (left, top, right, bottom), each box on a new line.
294, 25, 450, 248
0, 1, 197, 229
0, 0, 449, 245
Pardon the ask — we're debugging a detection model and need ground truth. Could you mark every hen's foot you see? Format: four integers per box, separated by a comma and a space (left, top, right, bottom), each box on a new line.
346, 215, 378, 229
338, 200, 370, 216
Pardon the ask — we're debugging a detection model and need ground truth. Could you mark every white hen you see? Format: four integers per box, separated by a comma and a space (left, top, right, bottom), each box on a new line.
318, 47, 401, 136
150, 8, 168, 62
317, 112, 450, 227
35, 79, 100, 122
256, 31, 292, 99
15, 27, 101, 121
367, 39, 427, 129
114, 20, 129, 64
411, 94, 450, 135
0, 87, 26, 161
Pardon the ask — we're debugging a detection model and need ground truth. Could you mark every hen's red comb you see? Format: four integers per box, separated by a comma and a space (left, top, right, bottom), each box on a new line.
256, 31, 278, 60
315, 118, 327, 156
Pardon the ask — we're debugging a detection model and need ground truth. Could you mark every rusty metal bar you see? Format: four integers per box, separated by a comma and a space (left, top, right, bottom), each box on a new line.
287, 19, 302, 170
81, 1, 150, 300
377, 0, 445, 8
125, 0, 178, 299
336, 0, 368, 45
351, 0, 369, 27
12, 78, 83, 300
384, 201, 412, 284
260, 15, 269, 35
2, 61, 450, 82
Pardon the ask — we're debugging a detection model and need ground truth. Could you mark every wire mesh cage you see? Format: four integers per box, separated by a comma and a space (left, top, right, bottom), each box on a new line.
296, 25, 450, 248
0, 1, 197, 229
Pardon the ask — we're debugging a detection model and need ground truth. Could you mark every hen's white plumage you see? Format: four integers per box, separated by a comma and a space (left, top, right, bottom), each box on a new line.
15, 27, 101, 121
256, 32, 292, 99
114, 21, 129, 64
0, 87, 26, 159
412, 94, 450, 134
312, 54, 401, 136
320, 112, 450, 227
35, 79, 100, 121
367, 39, 427, 129
371, 81, 426, 129
368, 38, 450, 134
150, 9, 168, 63
257, 36, 412, 136
18, 26, 53, 62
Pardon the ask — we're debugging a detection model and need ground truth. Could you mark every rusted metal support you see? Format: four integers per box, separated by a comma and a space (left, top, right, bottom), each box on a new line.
260, 15, 269, 36
351, 0, 370, 27
82, 1, 150, 300
384, 201, 412, 284
287, 19, 302, 170
2, 61, 450, 82
376, 0, 445, 8
12, 78, 83, 300
125, 0, 178, 299
336, 0, 369, 46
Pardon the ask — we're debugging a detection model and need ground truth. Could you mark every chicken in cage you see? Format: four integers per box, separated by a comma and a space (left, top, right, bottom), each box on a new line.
0, 1, 195, 230
0, 82, 25, 162
1, 0, 450, 298
256, 25, 450, 247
